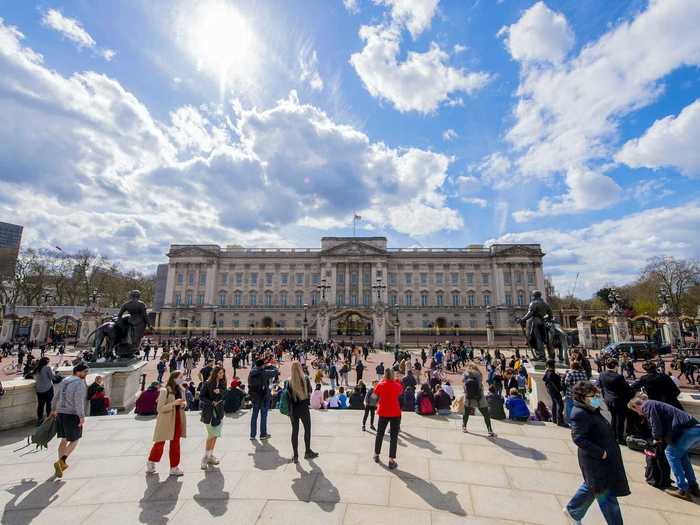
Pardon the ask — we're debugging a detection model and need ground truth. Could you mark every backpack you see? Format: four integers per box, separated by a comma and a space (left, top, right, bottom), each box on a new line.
418, 395, 433, 415
278, 382, 290, 416
464, 376, 481, 400
30, 415, 57, 449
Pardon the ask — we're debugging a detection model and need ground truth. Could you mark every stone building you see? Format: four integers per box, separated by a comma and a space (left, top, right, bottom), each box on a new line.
158, 237, 546, 343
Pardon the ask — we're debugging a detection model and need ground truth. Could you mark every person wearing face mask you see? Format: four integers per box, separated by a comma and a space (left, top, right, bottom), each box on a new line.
563, 381, 629, 525
146, 371, 188, 476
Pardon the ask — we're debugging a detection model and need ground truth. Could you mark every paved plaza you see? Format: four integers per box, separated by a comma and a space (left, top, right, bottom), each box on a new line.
1, 409, 699, 525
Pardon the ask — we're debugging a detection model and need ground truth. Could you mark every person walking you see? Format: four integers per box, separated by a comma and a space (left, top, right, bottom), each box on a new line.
248, 358, 278, 440
50, 363, 89, 478
146, 371, 188, 476
628, 394, 700, 500
542, 360, 566, 427
355, 359, 365, 384
199, 366, 225, 470
462, 363, 496, 437
363, 380, 378, 431
286, 362, 319, 463
157, 358, 166, 384
563, 381, 629, 525
33, 357, 56, 425
598, 359, 632, 445
373, 368, 403, 469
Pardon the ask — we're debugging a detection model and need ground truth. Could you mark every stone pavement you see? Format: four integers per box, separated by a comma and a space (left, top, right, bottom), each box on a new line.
1, 410, 699, 525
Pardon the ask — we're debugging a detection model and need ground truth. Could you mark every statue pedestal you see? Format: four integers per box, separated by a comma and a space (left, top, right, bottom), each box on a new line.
78, 309, 103, 347
609, 315, 629, 343
0, 318, 14, 344
316, 304, 330, 342
659, 316, 681, 347
486, 326, 495, 346
373, 306, 386, 348
30, 309, 54, 344
576, 317, 593, 349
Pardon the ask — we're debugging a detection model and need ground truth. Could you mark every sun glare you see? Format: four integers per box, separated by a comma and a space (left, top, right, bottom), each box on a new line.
187, 1, 255, 97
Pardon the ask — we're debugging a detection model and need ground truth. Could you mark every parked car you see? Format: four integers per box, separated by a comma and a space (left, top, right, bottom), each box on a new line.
599, 341, 671, 362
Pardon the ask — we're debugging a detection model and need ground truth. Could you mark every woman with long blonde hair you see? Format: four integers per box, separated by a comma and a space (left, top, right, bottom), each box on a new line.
287, 361, 319, 463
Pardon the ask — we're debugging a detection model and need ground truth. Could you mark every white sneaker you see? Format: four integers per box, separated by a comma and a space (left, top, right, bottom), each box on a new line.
562, 507, 581, 525
200, 459, 209, 470
169, 467, 184, 477
145, 461, 156, 474
207, 455, 220, 465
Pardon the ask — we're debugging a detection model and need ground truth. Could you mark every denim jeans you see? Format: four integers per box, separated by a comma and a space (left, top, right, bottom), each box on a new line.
665, 425, 700, 491
565, 396, 574, 422
566, 482, 622, 525
250, 399, 270, 438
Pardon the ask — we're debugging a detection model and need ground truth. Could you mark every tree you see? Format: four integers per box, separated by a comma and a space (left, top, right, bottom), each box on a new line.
641, 256, 700, 314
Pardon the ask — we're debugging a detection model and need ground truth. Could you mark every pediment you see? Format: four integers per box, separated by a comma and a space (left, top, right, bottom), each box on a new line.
494, 245, 543, 258
168, 245, 220, 258
321, 241, 387, 256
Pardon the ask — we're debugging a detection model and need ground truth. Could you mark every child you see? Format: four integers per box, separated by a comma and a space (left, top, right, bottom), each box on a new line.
336, 386, 348, 408
505, 388, 530, 421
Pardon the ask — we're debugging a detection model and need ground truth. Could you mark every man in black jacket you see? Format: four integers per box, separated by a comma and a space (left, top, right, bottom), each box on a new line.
247, 359, 278, 440
598, 359, 632, 444
632, 361, 682, 409
542, 360, 566, 426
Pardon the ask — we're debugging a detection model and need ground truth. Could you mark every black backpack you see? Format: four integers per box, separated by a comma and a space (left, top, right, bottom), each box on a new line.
464, 376, 481, 400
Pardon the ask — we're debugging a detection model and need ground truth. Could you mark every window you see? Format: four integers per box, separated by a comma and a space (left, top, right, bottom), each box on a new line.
351, 273, 358, 285
250, 273, 258, 286
233, 320, 240, 328
279, 320, 286, 328
175, 293, 181, 305
452, 293, 460, 306
236, 273, 243, 285
186, 293, 193, 305
312, 273, 320, 285
420, 273, 428, 285
177, 273, 184, 285
296, 293, 304, 306
503, 272, 512, 285
527, 272, 535, 285
420, 293, 428, 306
362, 272, 370, 284
188, 272, 195, 286
505, 293, 513, 306
233, 292, 241, 306
405, 273, 412, 285
422, 320, 430, 328
296, 273, 304, 285
515, 271, 522, 284
312, 291, 319, 305
249, 292, 257, 306
467, 294, 475, 306
280, 292, 288, 306
265, 273, 273, 286
451, 272, 459, 285
466, 273, 474, 285
217, 320, 224, 329
264, 293, 272, 306
435, 273, 444, 285
483, 294, 491, 306
336, 272, 345, 284
388, 273, 397, 286
218, 293, 226, 306
469, 320, 477, 329
281, 273, 289, 285
197, 294, 204, 305
389, 293, 397, 306
220, 273, 228, 285
363, 293, 370, 306
436, 293, 444, 306
517, 292, 525, 306
350, 294, 357, 305
404, 293, 413, 306
482, 273, 489, 285
336, 293, 344, 305
199, 273, 206, 286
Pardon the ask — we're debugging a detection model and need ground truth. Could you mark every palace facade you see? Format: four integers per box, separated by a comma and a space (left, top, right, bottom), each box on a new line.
158, 237, 546, 341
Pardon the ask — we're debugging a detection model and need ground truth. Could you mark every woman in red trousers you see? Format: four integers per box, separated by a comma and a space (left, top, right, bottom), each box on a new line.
146, 371, 187, 476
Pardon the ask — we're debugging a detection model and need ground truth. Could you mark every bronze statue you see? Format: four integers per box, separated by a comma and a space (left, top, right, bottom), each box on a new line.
117, 290, 150, 351
518, 290, 555, 362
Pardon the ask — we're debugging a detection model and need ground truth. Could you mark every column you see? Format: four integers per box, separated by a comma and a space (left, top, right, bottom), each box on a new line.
372, 304, 386, 347
576, 311, 593, 349
345, 262, 350, 307
0, 318, 14, 344
204, 262, 217, 305
608, 312, 629, 343
78, 310, 103, 347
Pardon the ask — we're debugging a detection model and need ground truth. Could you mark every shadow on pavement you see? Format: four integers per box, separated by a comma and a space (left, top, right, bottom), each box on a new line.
400, 431, 443, 455
1, 478, 63, 525
392, 468, 466, 515
140, 474, 182, 525
295, 459, 339, 512
193, 468, 230, 517
249, 440, 288, 470
490, 435, 547, 460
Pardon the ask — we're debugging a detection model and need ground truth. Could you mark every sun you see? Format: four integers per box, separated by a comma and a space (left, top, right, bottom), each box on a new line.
186, 1, 255, 97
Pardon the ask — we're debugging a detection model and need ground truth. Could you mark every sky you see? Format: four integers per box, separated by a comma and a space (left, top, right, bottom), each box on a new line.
0, 0, 698, 298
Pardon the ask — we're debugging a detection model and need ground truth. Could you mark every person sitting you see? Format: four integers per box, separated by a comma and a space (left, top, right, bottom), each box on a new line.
135, 382, 160, 415
327, 389, 339, 409
505, 388, 530, 421
416, 383, 435, 415
229, 377, 242, 390
485, 385, 506, 420
310, 383, 325, 409
348, 387, 365, 410
336, 386, 349, 408
442, 380, 455, 400
87, 376, 110, 416
400, 385, 416, 411
434, 386, 452, 415
223, 383, 246, 413
401, 369, 417, 390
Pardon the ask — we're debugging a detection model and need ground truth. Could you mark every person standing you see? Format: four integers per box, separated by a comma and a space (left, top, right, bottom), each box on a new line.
598, 359, 632, 445
628, 394, 700, 500
286, 362, 319, 463
248, 358, 278, 440
363, 380, 378, 431
462, 364, 496, 437
632, 361, 683, 409
563, 381, 629, 525
355, 359, 365, 385
543, 360, 566, 427
563, 361, 587, 422
157, 358, 166, 384
199, 366, 225, 470
146, 371, 188, 476
50, 363, 89, 478
373, 369, 403, 469
33, 357, 56, 425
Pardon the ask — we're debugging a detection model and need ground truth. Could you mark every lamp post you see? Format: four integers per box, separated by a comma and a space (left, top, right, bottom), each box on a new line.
317, 279, 331, 302
372, 278, 386, 303
393, 304, 400, 347
302, 303, 309, 341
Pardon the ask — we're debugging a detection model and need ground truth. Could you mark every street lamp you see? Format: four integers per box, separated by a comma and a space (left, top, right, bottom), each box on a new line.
88, 289, 100, 307
317, 279, 331, 301
303, 303, 309, 341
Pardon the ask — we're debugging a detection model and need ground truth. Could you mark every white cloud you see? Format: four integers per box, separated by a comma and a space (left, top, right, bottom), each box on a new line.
442, 128, 457, 141
493, 202, 700, 297
631, 178, 674, 205
343, 0, 359, 14
350, 23, 490, 113
299, 43, 324, 91
456, 175, 482, 195
41, 9, 115, 61
498, 1, 574, 64
453, 44, 467, 54
462, 197, 487, 208
474, 153, 514, 190
375, 0, 439, 39
616, 98, 700, 177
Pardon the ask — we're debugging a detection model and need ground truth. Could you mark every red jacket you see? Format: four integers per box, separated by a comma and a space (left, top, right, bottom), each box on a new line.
374, 379, 404, 418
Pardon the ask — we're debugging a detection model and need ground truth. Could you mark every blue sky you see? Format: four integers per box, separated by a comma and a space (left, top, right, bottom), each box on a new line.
0, 0, 698, 298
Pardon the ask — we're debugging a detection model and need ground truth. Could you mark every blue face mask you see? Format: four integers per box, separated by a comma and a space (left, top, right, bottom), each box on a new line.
589, 396, 602, 409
